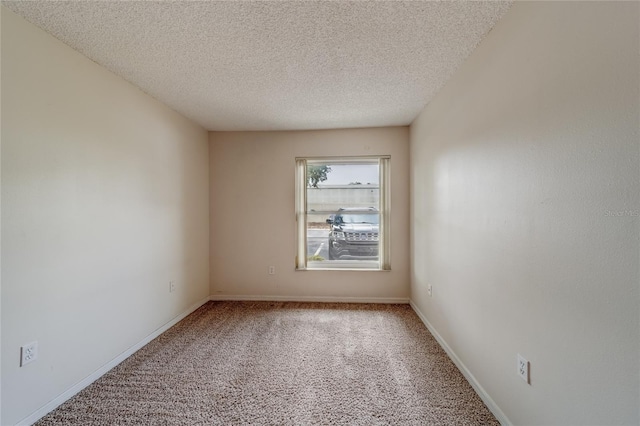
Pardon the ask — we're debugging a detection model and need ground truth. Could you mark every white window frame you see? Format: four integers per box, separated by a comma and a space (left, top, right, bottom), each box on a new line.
295, 156, 391, 271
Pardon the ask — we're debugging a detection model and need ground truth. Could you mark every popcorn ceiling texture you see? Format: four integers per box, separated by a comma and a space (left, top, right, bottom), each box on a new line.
3, 1, 512, 131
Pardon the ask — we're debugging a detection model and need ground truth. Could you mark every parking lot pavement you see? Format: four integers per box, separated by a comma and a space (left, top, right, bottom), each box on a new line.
307, 229, 328, 238
307, 229, 329, 259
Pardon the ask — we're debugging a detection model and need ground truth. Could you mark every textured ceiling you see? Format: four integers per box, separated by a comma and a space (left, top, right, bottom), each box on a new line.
3, 1, 512, 131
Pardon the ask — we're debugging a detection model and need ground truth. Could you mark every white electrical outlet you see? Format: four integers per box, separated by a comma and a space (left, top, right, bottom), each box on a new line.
517, 354, 529, 384
268, 266, 275, 275
427, 285, 433, 297
169, 281, 176, 293
20, 341, 38, 367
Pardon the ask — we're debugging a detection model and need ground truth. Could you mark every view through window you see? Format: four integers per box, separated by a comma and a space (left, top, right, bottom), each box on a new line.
296, 157, 390, 270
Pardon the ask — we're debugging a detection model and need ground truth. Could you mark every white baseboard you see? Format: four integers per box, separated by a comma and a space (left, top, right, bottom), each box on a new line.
17, 296, 211, 426
409, 300, 512, 426
210, 294, 409, 304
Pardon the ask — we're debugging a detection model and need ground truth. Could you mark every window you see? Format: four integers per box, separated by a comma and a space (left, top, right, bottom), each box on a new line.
295, 157, 390, 270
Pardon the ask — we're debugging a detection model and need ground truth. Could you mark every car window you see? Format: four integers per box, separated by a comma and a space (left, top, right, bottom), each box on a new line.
338, 214, 379, 224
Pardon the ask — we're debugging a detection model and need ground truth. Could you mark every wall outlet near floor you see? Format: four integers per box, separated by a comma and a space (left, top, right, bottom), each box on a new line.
268, 266, 275, 275
169, 281, 176, 293
21, 341, 38, 367
427, 284, 433, 297
517, 354, 529, 384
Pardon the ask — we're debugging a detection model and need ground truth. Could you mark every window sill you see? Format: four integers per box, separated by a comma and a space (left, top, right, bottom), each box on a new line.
298, 268, 391, 272
297, 260, 391, 271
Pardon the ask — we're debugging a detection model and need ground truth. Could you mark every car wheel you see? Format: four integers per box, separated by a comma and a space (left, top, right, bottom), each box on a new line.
328, 244, 336, 260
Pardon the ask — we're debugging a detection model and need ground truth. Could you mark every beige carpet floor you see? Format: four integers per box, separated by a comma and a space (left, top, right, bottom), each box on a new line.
36, 301, 498, 425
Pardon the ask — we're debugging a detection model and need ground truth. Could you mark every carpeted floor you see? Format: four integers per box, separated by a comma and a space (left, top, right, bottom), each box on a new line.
36, 301, 498, 425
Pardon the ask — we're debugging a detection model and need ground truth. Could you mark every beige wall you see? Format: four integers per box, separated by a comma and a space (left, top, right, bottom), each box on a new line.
1, 9, 210, 425
410, 2, 639, 425
210, 128, 409, 301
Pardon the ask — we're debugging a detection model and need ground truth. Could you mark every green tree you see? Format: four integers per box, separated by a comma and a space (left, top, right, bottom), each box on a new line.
307, 165, 332, 188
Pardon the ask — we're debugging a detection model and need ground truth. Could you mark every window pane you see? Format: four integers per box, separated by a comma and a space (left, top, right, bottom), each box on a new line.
305, 161, 381, 269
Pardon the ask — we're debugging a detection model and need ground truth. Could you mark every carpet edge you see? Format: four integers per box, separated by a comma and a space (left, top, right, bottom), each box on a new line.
408, 299, 513, 426
17, 296, 211, 426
